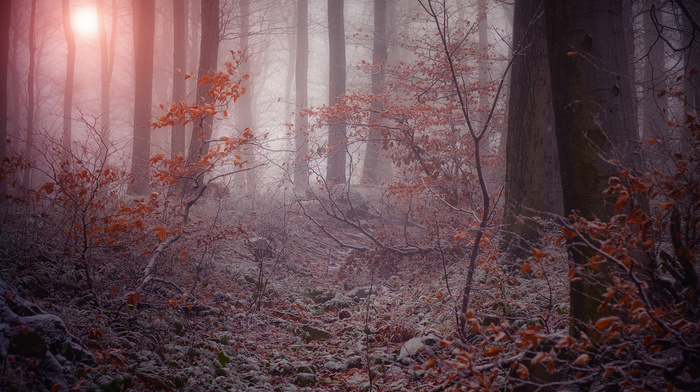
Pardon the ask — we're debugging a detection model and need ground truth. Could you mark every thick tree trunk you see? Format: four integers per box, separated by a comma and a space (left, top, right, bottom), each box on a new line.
129, 0, 155, 194
361, 0, 391, 185
22, 0, 36, 188
171, 0, 187, 157
294, 0, 309, 192
62, 0, 75, 159
187, 0, 219, 165
0, 0, 10, 168
502, 0, 563, 260
544, 0, 640, 337
327, 0, 347, 185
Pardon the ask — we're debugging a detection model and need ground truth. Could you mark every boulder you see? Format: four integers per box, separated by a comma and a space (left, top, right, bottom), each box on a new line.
0, 278, 96, 391
397, 334, 441, 365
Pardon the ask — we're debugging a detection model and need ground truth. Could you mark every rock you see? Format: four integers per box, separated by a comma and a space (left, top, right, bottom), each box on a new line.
324, 358, 348, 372
331, 185, 371, 220
300, 325, 331, 343
0, 278, 96, 391
324, 296, 351, 311
292, 360, 316, 374
338, 309, 352, 320
293, 372, 316, 387
247, 237, 275, 259
347, 286, 384, 302
397, 334, 441, 365
268, 359, 294, 376
346, 355, 363, 369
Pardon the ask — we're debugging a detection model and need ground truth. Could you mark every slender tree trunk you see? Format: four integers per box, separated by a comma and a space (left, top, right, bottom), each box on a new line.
502, 0, 562, 260
0, 0, 10, 169
294, 0, 309, 192
62, 0, 75, 160
361, 0, 391, 185
544, 0, 640, 337
682, 0, 700, 115
641, 0, 668, 141
171, 0, 187, 157
97, 0, 116, 162
234, 0, 256, 195
187, 0, 219, 165
477, 0, 488, 124
327, 0, 347, 185
22, 0, 36, 188
129, 0, 155, 194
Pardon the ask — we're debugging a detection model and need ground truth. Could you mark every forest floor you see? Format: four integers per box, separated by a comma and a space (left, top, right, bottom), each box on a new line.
1, 195, 570, 391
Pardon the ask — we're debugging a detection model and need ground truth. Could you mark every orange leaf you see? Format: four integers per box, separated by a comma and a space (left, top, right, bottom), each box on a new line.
573, 354, 589, 365
532, 248, 546, 258
657, 201, 675, 210
517, 364, 529, 379
424, 358, 437, 369
615, 193, 629, 213
566, 51, 577, 57
531, 352, 547, 365
51, 384, 62, 392
594, 316, 618, 331
154, 227, 167, 241
483, 346, 501, 357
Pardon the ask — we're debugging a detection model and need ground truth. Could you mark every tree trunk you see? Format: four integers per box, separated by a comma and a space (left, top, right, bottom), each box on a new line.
361, 0, 391, 185
187, 0, 219, 165
0, 0, 10, 168
544, 0, 640, 337
171, 0, 187, 157
62, 0, 75, 160
294, 0, 309, 193
641, 0, 669, 141
234, 0, 256, 195
129, 0, 155, 195
22, 0, 36, 189
327, 0, 347, 185
502, 0, 563, 260
97, 0, 115, 162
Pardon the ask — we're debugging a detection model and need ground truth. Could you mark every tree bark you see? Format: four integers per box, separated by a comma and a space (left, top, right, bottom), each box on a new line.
361, 0, 391, 185
129, 0, 155, 194
294, 0, 310, 192
234, 0, 256, 195
22, 0, 36, 188
544, 0, 640, 337
327, 0, 347, 185
62, 0, 75, 160
0, 0, 10, 168
187, 0, 219, 165
502, 0, 563, 260
97, 0, 116, 162
171, 0, 187, 157
641, 0, 669, 141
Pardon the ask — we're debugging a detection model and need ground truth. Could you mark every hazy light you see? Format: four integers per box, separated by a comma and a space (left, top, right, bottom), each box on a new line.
73, 7, 99, 37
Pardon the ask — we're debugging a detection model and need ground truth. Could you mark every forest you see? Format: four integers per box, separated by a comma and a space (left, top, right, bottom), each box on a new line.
0, 0, 698, 391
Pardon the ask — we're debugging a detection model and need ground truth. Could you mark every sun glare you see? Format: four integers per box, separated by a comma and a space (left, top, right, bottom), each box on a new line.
73, 7, 99, 36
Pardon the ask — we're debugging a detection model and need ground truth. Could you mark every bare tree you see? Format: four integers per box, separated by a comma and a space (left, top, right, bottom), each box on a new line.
361, 0, 392, 185
22, 0, 36, 188
61, 0, 75, 158
327, 0, 347, 185
171, 0, 187, 157
129, 0, 156, 194
294, 0, 309, 193
0, 0, 10, 168
187, 0, 219, 165
97, 0, 117, 162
